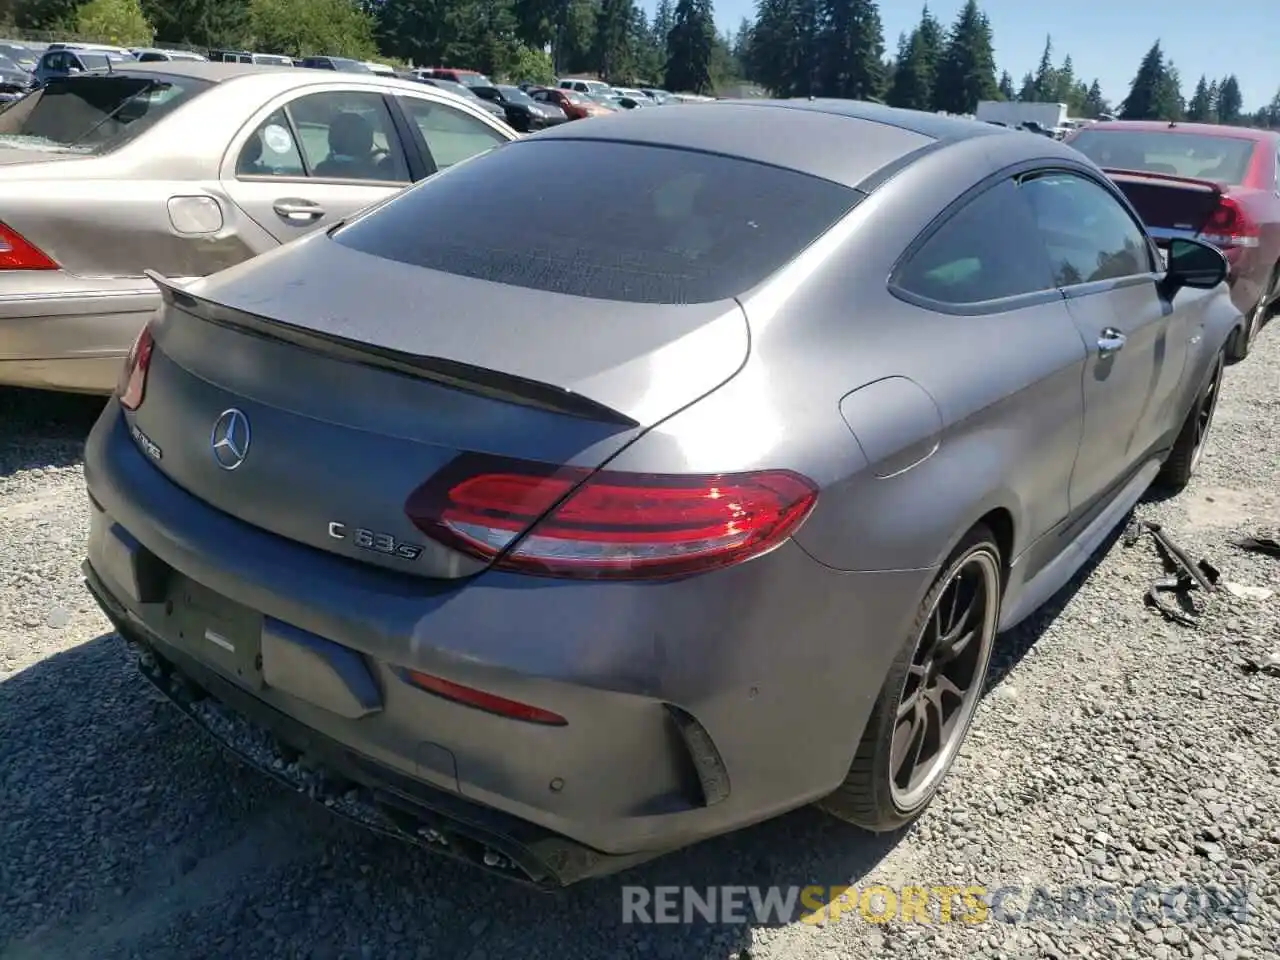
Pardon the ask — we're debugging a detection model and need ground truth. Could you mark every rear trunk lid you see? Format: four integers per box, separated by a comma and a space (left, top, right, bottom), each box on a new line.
127, 236, 748, 580
1102, 168, 1224, 241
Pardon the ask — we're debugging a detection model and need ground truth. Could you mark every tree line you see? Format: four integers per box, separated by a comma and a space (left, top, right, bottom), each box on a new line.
1, 0, 1276, 121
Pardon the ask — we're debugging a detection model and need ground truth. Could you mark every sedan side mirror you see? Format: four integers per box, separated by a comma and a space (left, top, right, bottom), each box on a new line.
1160, 236, 1229, 296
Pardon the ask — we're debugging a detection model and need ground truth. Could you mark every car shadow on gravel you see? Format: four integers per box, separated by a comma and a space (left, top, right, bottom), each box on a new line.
0, 523, 1128, 960
0, 387, 106, 478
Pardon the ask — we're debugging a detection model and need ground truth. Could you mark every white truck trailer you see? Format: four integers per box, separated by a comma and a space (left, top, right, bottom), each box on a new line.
975, 100, 1069, 131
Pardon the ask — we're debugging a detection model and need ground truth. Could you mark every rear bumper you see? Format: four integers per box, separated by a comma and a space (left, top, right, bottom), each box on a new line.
0, 276, 164, 393
83, 399, 934, 872
85, 565, 652, 888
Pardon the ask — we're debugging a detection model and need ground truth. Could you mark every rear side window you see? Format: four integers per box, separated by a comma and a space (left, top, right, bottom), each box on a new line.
332, 139, 860, 303
894, 178, 1056, 305
0, 74, 209, 155
1069, 129, 1256, 185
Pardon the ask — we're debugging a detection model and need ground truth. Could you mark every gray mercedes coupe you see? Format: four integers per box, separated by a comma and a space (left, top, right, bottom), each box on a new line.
81, 99, 1241, 887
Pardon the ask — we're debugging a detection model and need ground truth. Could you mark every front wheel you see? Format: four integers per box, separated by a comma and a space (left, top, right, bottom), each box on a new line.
1156, 348, 1224, 492
818, 525, 1002, 832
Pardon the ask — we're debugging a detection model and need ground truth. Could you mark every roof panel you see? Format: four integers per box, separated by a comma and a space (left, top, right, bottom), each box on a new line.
529, 101, 938, 187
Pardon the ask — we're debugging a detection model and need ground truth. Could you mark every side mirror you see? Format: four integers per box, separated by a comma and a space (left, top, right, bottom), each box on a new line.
1161, 236, 1229, 296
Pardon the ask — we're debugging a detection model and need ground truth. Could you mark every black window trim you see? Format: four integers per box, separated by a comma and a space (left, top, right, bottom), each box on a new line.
231, 89, 415, 187
888, 157, 1163, 317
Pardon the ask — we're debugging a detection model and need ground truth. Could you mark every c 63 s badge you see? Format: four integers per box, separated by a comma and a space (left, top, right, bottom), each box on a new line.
327, 522, 424, 561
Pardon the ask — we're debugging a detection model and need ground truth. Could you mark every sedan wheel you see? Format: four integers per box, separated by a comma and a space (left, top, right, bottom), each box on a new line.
1187, 357, 1222, 476
1156, 349, 1224, 491
819, 525, 1001, 832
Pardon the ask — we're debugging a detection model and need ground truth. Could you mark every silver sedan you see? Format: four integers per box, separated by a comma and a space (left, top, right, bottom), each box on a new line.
0, 61, 517, 393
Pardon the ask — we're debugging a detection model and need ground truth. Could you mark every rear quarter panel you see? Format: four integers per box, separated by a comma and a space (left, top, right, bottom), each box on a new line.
0, 176, 274, 278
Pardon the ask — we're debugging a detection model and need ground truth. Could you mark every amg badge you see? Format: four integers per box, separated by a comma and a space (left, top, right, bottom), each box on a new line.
327, 522, 424, 560
130, 422, 163, 461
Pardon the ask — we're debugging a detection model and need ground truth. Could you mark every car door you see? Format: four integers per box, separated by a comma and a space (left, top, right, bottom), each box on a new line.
35, 51, 66, 84
1018, 168, 1190, 511
891, 176, 1087, 554
220, 88, 414, 245
393, 92, 512, 174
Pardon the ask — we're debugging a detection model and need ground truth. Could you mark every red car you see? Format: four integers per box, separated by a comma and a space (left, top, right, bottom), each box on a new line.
527, 86, 611, 121
1066, 121, 1280, 360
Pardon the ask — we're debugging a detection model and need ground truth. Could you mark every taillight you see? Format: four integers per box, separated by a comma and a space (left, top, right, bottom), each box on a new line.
1199, 196, 1260, 249
405, 454, 819, 580
117, 324, 155, 411
0, 222, 57, 270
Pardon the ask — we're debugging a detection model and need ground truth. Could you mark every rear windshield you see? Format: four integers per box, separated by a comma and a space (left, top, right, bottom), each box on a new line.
0, 74, 208, 155
1069, 129, 1257, 185
333, 139, 861, 304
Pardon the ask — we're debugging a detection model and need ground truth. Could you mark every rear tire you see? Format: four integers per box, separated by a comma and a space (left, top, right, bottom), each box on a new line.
1157, 349, 1224, 492
818, 525, 1002, 832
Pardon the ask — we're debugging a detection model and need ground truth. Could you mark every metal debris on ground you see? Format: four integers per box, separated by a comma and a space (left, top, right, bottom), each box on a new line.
1233, 535, 1280, 559
1123, 518, 1221, 627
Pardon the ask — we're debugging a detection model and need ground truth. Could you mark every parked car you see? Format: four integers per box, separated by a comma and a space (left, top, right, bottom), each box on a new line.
612, 86, 648, 102
0, 40, 40, 72
1065, 120, 1280, 360
32, 45, 133, 85
526, 85, 610, 120
414, 76, 508, 123
0, 53, 34, 101
638, 87, 673, 104
131, 48, 208, 62
469, 83, 567, 131
81, 98, 1238, 888
298, 56, 370, 72
557, 76, 612, 97
583, 92, 621, 112
209, 50, 294, 66
0, 60, 517, 393
419, 67, 489, 87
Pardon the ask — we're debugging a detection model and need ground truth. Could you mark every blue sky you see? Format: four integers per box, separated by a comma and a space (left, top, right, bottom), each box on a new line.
643, 0, 1280, 111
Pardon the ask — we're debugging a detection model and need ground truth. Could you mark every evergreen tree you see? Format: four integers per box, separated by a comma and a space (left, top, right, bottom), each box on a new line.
1032, 34, 1055, 101
933, 0, 996, 115
651, 0, 674, 49
665, 0, 714, 93
1119, 40, 1167, 120
997, 69, 1014, 100
885, 6, 938, 110
749, 0, 801, 95
1157, 59, 1184, 120
594, 0, 634, 80
1217, 75, 1242, 124
1081, 78, 1108, 118
817, 0, 884, 100
1016, 71, 1035, 101
1186, 75, 1214, 122
1054, 53, 1074, 103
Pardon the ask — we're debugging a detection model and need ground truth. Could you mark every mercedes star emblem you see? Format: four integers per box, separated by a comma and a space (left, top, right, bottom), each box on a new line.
210, 408, 251, 470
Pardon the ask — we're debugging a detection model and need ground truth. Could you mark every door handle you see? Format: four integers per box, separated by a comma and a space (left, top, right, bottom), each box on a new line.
1097, 328, 1127, 357
272, 199, 325, 222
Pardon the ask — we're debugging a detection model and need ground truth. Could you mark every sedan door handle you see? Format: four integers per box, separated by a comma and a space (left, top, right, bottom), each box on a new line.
1097, 328, 1127, 357
272, 199, 325, 222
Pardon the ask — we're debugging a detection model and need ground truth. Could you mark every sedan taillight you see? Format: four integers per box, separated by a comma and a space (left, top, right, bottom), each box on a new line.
117, 323, 155, 411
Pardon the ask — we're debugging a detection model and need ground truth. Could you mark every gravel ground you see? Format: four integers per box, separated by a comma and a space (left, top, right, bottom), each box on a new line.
1, 328, 1278, 960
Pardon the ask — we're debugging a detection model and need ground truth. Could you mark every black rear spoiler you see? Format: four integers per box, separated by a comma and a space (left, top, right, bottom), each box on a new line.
144, 271, 639, 427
